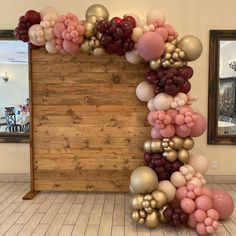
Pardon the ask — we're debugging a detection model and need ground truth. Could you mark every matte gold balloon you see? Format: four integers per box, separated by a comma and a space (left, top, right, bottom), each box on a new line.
151, 190, 168, 208
159, 206, 167, 223
177, 35, 203, 61
132, 210, 140, 221
93, 47, 105, 56
86, 15, 97, 24
183, 137, 194, 149
86, 4, 109, 20
178, 149, 190, 163
145, 211, 160, 229
150, 140, 163, 153
171, 136, 184, 150
80, 40, 92, 53
142, 200, 150, 208
143, 140, 151, 153
165, 42, 175, 53
130, 166, 158, 194
84, 22, 96, 38
163, 150, 177, 162
131, 194, 144, 210
150, 59, 161, 70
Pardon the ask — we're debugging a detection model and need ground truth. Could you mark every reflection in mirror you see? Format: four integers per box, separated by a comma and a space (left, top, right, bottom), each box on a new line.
0, 30, 30, 143
218, 41, 236, 136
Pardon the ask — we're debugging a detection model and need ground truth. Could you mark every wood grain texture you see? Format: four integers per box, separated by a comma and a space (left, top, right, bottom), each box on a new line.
31, 48, 149, 192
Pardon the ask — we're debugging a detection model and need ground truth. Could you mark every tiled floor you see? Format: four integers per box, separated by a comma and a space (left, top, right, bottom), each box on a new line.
0, 182, 235, 236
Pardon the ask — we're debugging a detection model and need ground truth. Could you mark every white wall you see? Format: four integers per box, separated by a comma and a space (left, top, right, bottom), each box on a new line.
0, 0, 236, 175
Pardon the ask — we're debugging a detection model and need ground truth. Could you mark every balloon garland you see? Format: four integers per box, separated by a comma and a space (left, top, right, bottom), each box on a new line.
15, 4, 234, 235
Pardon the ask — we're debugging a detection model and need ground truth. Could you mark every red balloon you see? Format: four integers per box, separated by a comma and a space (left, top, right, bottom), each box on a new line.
111, 17, 122, 23
211, 188, 234, 220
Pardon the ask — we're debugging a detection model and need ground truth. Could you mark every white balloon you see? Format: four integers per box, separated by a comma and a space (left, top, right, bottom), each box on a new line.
125, 49, 141, 64
136, 81, 154, 102
153, 93, 173, 110
147, 98, 156, 111
146, 8, 166, 25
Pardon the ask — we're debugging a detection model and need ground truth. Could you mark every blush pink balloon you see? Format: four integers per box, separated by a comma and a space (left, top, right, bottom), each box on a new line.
154, 27, 168, 41
176, 186, 188, 201
137, 32, 165, 61
159, 124, 175, 138
151, 127, 162, 138
53, 22, 66, 38
181, 198, 195, 214
194, 209, 207, 222
201, 187, 213, 199
147, 112, 156, 125
207, 209, 219, 221
166, 109, 178, 123
175, 125, 191, 137
195, 195, 213, 211
63, 40, 79, 53
211, 188, 234, 220
190, 112, 206, 137
196, 223, 207, 235
188, 213, 197, 228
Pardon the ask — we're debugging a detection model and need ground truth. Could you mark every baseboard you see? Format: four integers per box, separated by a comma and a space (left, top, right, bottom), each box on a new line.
205, 175, 236, 184
0, 173, 30, 182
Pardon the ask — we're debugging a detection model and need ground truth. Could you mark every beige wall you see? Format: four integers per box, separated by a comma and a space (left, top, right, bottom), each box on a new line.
0, 0, 235, 175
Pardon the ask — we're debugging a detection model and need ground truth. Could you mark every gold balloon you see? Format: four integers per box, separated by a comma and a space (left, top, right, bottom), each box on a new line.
164, 52, 172, 60
93, 47, 105, 56
132, 210, 140, 221
183, 137, 194, 150
144, 194, 153, 201
84, 22, 96, 38
130, 166, 159, 194
150, 140, 163, 153
131, 194, 144, 210
163, 150, 177, 162
172, 52, 179, 60
140, 210, 147, 218
145, 211, 160, 229
145, 207, 153, 213
143, 140, 151, 153
150, 59, 161, 70
178, 50, 186, 59
96, 32, 102, 40
162, 60, 171, 67
81, 40, 92, 53
142, 200, 150, 208
177, 35, 203, 61
139, 218, 145, 224
129, 184, 135, 194
171, 136, 184, 150
150, 200, 157, 208
165, 42, 175, 53
178, 149, 190, 163
86, 15, 97, 24
159, 206, 168, 223
86, 4, 109, 20
151, 190, 168, 208
173, 61, 186, 68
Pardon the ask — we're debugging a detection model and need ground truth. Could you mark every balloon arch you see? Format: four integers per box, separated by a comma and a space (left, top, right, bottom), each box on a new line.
15, 4, 234, 235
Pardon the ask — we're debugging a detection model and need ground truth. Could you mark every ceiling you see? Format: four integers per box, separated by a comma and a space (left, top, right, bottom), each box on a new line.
0, 40, 28, 65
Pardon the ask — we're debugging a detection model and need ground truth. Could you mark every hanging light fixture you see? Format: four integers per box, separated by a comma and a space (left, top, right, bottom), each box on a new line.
0, 72, 9, 83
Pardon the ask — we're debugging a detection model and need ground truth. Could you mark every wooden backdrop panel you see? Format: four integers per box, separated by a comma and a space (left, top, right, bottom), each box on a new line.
31, 48, 149, 192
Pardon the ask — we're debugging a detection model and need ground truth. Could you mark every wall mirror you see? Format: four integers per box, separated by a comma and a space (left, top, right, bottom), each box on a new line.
208, 30, 236, 144
0, 30, 30, 143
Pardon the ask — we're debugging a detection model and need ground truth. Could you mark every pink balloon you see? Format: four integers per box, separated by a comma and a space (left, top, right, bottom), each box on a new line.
188, 213, 197, 228
194, 209, 206, 222
175, 125, 191, 137
63, 40, 79, 53
190, 112, 206, 137
54, 22, 66, 38
181, 198, 195, 214
201, 187, 213, 199
176, 186, 187, 201
154, 27, 168, 41
166, 109, 178, 123
207, 209, 219, 221
195, 195, 213, 211
151, 127, 162, 138
211, 188, 234, 220
159, 124, 175, 138
137, 32, 165, 61
196, 223, 207, 235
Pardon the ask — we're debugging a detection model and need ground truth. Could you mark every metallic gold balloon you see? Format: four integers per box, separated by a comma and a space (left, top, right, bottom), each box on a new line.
84, 22, 96, 38
151, 190, 168, 208
178, 149, 190, 163
177, 35, 203, 61
139, 218, 145, 224
150, 59, 161, 70
140, 210, 147, 218
143, 140, 151, 153
130, 166, 159, 194
173, 61, 186, 68
165, 42, 175, 53
86, 15, 97, 24
81, 40, 92, 53
142, 200, 150, 208
86, 4, 110, 20
172, 52, 179, 60
145, 207, 153, 213
150, 200, 157, 208
164, 52, 172, 60
163, 150, 177, 162
144, 194, 153, 201
145, 211, 160, 229
159, 206, 168, 223
183, 137, 194, 150
150, 140, 163, 153
129, 184, 135, 194
131, 194, 144, 209
132, 210, 140, 221
93, 47, 105, 56
96, 32, 102, 40
162, 60, 171, 67
179, 50, 185, 59
171, 136, 184, 150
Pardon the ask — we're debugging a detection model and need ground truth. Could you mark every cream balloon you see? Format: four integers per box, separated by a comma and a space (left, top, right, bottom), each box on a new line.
147, 98, 156, 111
28, 24, 46, 46
132, 27, 143, 42
130, 166, 158, 194
136, 81, 155, 102
158, 180, 176, 202
170, 171, 187, 188
45, 40, 58, 53
146, 8, 166, 25
40, 6, 58, 19
125, 50, 141, 64
153, 93, 173, 110
178, 35, 203, 61
188, 154, 208, 174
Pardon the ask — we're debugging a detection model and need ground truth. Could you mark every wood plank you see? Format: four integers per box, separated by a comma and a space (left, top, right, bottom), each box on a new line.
64, 204, 82, 224
81, 193, 96, 214
0, 212, 21, 235
4, 224, 24, 236
124, 213, 137, 236
113, 204, 125, 226
98, 213, 113, 236
88, 204, 103, 225
0, 203, 20, 224
103, 193, 115, 214
112, 225, 125, 236
58, 192, 77, 213
31, 224, 49, 236
45, 213, 67, 236
71, 213, 90, 236
84, 225, 99, 236
58, 225, 74, 236
40, 203, 61, 224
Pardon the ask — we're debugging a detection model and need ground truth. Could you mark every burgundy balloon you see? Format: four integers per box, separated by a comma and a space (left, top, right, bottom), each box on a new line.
25, 10, 41, 25
122, 16, 136, 27
180, 81, 191, 93
144, 153, 183, 181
